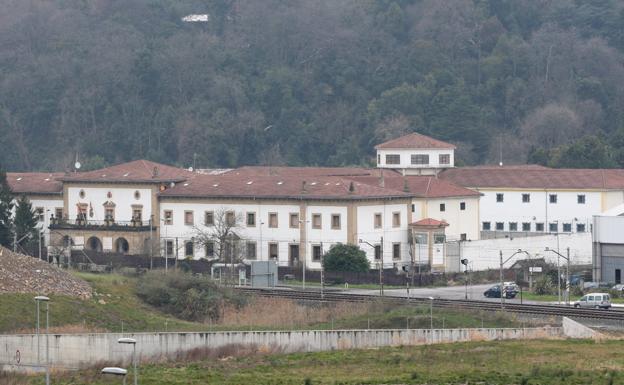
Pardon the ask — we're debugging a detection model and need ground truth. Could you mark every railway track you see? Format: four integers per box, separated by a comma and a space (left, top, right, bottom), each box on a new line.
235, 287, 624, 321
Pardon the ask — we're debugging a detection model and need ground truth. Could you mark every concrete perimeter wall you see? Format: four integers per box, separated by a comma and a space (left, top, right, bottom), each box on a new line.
1, 327, 562, 372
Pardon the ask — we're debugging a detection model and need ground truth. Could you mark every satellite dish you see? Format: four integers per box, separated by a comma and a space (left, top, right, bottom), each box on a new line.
75, 161, 81, 170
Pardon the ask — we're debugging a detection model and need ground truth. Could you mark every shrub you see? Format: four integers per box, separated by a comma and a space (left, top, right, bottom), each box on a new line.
533, 275, 554, 295
136, 270, 246, 322
322, 244, 370, 273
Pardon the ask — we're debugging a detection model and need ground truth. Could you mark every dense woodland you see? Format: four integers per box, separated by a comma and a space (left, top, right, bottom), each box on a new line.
2, 0, 624, 171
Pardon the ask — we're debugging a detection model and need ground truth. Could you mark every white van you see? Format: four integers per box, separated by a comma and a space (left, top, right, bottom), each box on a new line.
573, 293, 611, 309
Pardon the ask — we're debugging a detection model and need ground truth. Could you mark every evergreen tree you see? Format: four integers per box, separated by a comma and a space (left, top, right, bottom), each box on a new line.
0, 168, 13, 247
13, 195, 38, 247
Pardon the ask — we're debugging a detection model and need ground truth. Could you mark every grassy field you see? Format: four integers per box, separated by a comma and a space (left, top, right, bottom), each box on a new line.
13, 339, 623, 385
0, 272, 530, 334
0, 273, 204, 333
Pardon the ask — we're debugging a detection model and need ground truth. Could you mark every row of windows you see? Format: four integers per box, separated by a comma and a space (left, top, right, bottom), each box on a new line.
482, 221, 586, 233
383, 154, 451, 165
164, 210, 406, 229
439, 202, 466, 212
496, 193, 586, 204
164, 210, 344, 230
176, 240, 405, 261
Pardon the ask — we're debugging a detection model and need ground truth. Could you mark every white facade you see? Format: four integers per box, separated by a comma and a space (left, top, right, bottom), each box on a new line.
23, 196, 64, 246
477, 189, 606, 235
420, 197, 480, 241
67, 186, 153, 222
356, 203, 410, 269
376, 148, 454, 174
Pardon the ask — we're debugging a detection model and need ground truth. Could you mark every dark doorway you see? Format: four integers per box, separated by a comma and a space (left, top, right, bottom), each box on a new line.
289, 244, 300, 266
86, 236, 102, 252
616, 269, 621, 284
115, 238, 130, 254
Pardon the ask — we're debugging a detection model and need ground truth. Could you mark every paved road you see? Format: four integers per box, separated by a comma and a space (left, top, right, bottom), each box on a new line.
345, 284, 562, 306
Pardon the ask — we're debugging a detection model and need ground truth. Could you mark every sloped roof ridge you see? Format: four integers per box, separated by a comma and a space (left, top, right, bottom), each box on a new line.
374, 132, 456, 150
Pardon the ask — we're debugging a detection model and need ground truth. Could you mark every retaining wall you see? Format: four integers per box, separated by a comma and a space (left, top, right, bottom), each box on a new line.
1, 327, 561, 372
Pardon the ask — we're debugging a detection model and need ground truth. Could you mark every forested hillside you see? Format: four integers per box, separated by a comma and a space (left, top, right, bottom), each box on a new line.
2, 0, 624, 171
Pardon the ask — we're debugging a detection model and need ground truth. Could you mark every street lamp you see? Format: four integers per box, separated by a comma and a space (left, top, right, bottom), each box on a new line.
461, 258, 469, 300
499, 249, 529, 309
118, 338, 138, 385
102, 367, 128, 385
34, 296, 50, 385
545, 247, 571, 305
359, 238, 384, 296
428, 296, 434, 331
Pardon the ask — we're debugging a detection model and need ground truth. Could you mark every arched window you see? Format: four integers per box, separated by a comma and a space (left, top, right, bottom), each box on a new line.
115, 238, 130, 254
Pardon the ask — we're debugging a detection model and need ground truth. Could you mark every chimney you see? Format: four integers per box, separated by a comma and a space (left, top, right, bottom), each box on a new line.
301, 180, 307, 193
152, 166, 159, 178
379, 169, 385, 188
349, 181, 355, 193
403, 179, 410, 193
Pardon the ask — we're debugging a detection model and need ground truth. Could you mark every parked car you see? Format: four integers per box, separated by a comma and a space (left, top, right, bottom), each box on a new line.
484, 284, 517, 299
583, 281, 600, 290
612, 284, 624, 292
573, 293, 611, 309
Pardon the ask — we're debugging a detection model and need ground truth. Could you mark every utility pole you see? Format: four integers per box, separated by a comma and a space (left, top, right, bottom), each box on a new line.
566, 247, 570, 305
149, 215, 153, 270
380, 236, 384, 297
38, 229, 42, 261
499, 250, 504, 308
320, 242, 324, 299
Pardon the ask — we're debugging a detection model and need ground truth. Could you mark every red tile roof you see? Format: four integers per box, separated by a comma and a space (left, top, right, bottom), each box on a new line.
374, 133, 456, 150
6, 173, 63, 195
348, 175, 480, 198
59, 160, 192, 184
231, 166, 385, 177
439, 166, 624, 190
159, 174, 413, 201
410, 218, 449, 227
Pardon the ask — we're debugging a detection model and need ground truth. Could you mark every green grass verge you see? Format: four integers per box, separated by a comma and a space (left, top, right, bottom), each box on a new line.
0, 272, 205, 333
19, 339, 624, 384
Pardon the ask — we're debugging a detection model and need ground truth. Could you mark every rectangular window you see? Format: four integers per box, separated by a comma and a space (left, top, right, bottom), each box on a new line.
105, 207, 115, 221
509, 222, 518, 231
246, 242, 257, 260
206, 241, 215, 258
434, 234, 445, 244
377, 154, 380, 165
522, 222, 531, 232
549, 222, 558, 232
577, 223, 586, 232
312, 245, 322, 261
185, 241, 194, 257
563, 223, 572, 232
460, 202, 466, 211
439, 154, 450, 165
578, 194, 586, 204
374, 213, 382, 229
246, 212, 256, 227
331, 214, 341, 229
549, 194, 557, 203
204, 211, 214, 226
289, 213, 299, 228
184, 211, 194, 226
35, 207, 44, 222
269, 243, 278, 259
312, 213, 322, 229
132, 208, 142, 221
536, 223, 544, 232
482, 222, 491, 231
495, 222, 504, 231
55, 208, 63, 219
440, 203, 446, 212
496, 193, 504, 202
374, 245, 381, 260
268, 213, 278, 228
225, 211, 235, 226
522, 194, 530, 203
385, 154, 400, 165
460, 233, 467, 241
411, 204, 415, 213
164, 240, 174, 256
392, 243, 401, 260
164, 210, 173, 225
411, 154, 429, 165
392, 212, 400, 227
